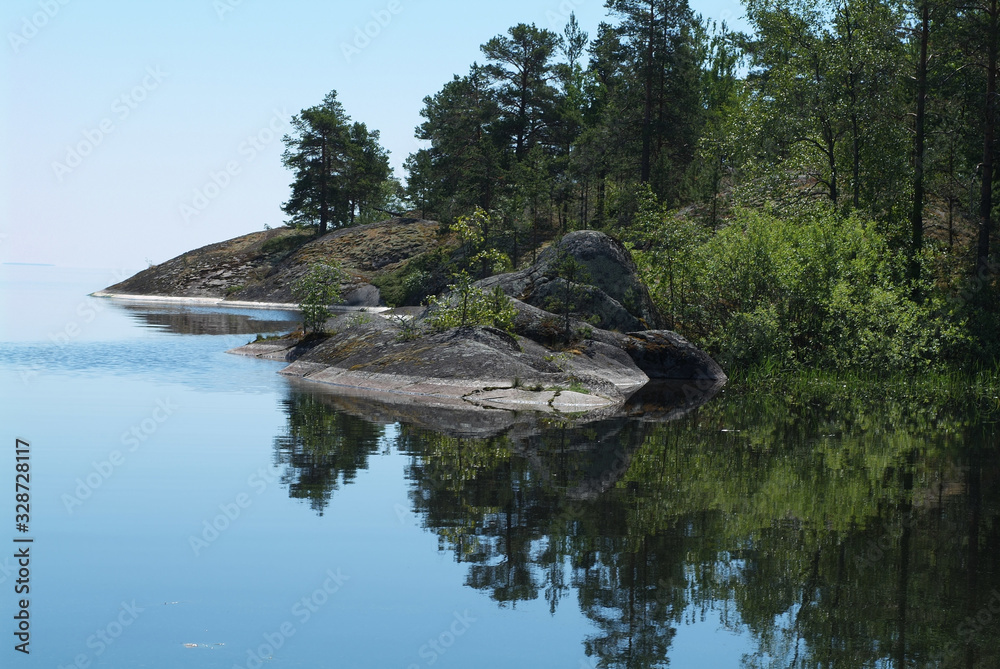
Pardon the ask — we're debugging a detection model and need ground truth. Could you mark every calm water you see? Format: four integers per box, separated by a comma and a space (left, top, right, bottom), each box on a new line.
1, 265, 998, 668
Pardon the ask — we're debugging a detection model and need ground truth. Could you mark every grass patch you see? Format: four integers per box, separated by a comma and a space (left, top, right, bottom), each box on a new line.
261, 231, 314, 257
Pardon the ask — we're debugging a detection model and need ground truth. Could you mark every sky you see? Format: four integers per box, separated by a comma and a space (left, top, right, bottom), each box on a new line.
1, 0, 747, 271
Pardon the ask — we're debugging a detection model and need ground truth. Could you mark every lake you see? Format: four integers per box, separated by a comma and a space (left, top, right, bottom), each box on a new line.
1, 265, 998, 668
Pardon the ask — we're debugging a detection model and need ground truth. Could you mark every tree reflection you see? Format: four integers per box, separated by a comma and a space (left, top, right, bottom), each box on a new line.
274, 380, 1000, 668
274, 391, 385, 514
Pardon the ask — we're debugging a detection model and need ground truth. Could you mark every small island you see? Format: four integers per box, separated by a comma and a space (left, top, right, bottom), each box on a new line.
99, 220, 725, 413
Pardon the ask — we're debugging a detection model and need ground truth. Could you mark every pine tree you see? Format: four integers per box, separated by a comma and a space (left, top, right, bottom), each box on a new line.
281, 91, 391, 234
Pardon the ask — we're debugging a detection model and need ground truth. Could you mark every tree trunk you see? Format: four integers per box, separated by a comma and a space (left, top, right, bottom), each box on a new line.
978, 0, 998, 278
895, 450, 914, 669
911, 1, 929, 284
640, 1, 656, 183
964, 449, 982, 667
825, 123, 839, 206
319, 137, 329, 235
844, 3, 862, 210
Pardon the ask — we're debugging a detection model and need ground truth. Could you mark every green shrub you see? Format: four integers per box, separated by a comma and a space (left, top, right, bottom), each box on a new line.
372, 247, 456, 307
629, 195, 972, 372
426, 272, 516, 332
292, 263, 343, 333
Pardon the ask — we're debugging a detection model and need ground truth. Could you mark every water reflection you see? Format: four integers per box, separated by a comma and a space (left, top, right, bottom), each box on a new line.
273, 379, 1000, 668
274, 392, 386, 515
116, 303, 298, 335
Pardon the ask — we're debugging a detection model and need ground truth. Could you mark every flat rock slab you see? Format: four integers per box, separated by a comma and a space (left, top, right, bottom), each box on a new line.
469, 388, 612, 411
228, 307, 726, 415
277, 364, 619, 412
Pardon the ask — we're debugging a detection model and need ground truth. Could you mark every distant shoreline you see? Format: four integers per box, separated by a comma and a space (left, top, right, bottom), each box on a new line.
91, 290, 302, 311
90, 290, 392, 315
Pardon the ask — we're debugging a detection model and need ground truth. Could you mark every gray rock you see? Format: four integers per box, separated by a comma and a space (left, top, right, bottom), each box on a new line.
342, 283, 382, 307
479, 230, 665, 331
621, 330, 727, 380
227, 229, 726, 413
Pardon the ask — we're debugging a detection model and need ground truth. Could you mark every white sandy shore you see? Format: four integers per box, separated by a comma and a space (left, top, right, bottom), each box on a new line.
91, 291, 390, 314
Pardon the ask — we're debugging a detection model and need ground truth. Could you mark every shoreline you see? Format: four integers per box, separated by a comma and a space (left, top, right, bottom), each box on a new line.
229, 341, 625, 412
91, 291, 390, 314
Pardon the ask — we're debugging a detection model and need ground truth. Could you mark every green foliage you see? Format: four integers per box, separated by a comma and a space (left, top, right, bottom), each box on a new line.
623, 185, 709, 329
252, 332, 287, 343
542, 248, 592, 337
347, 312, 372, 327
316, 0, 1000, 373
630, 199, 972, 371
449, 207, 514, 277
273, 363, 1000, 665
426, 272, 517, 332
371, 247, 456, 307
274, 392, 386, 514
260, 232, 312, 257
453, 206, 488, 248
292, 263, 344, 333
389, 314, 422, 342
281, 90, 393, 235
470, 249, 512, 275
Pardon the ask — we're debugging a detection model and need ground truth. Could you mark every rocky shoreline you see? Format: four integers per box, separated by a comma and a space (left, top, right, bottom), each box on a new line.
101, 226, 727, 415
228, 311, 725, 413
227, 230, 726, 413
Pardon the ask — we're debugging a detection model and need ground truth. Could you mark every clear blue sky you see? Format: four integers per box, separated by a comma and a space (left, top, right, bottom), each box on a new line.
1, 0, 746, 270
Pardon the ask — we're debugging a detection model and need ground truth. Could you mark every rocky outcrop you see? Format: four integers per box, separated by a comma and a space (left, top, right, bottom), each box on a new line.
503, 298, 724, 382
104, 218, 447, 307
478, 230, 664, 332
233, 314, 650, 412
230, 229, 725, 413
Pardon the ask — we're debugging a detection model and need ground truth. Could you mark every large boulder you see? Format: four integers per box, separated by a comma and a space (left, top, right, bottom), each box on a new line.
478, 230, 665, 332
504, 299, 726, 382
621, 331, 727, 381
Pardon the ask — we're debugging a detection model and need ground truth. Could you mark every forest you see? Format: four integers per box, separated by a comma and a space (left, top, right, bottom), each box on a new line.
282, 0, 1000, 374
